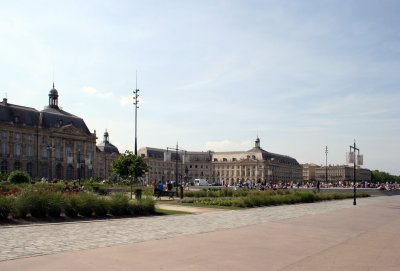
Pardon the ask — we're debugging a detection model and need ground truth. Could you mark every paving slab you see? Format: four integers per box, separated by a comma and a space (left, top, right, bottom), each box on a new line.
0, 196, 399, 270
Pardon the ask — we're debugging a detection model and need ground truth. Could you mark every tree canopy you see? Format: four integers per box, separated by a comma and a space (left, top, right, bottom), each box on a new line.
371, 170, 400, 183
112, 151, 149, 181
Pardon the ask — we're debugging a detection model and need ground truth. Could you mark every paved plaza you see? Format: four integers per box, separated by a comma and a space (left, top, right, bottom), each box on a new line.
1, 196, 399, 270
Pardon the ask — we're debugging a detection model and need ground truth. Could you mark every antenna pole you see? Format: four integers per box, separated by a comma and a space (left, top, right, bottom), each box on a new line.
133, 70, 139, 156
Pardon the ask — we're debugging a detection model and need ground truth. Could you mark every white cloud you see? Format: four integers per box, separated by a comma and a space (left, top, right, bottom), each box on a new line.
119, 95, 133, 107
82, 87, 113, 99
82, 87, 97, 94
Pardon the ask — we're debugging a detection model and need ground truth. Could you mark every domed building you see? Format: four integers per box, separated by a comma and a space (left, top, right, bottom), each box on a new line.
95, 130, 120, 180
0, 84, 97, 180
211, 137, 303, 186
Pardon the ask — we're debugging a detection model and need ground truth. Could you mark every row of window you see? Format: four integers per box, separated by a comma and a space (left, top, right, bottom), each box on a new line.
0, 160, 93, 179
0, 131, 32, 143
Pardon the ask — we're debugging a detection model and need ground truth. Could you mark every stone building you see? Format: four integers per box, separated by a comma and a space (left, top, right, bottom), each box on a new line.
302, 163, 320, 181
315, 165, 371, 183
0, 84, 96, 180
212, 138, 302, 186
138, 147, 212, 184
95, 130, 120, 180
138, 138, 303, 186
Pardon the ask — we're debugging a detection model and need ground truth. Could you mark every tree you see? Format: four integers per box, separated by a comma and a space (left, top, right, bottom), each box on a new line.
7, 170, 31, 184
112, 151, 149, 198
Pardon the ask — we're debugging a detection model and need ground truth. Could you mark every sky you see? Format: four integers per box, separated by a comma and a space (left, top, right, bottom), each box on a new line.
1, 0, 399, 175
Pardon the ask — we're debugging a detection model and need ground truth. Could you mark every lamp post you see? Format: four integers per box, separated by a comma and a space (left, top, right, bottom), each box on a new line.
349, 141, 361, 206
47, 145, 55, 182
133, 73, 140, 156
325, 145, 328, 184
167, 143, 186, 199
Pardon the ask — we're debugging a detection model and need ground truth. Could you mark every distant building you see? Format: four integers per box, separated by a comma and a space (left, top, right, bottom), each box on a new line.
212, 137, 302, 185
302, 163, 320, 181
95, 130, 120, 180
315, 165, 371, 183
138, 138, 303, 185
138, 147, 212, 184
0, 84, 96, 180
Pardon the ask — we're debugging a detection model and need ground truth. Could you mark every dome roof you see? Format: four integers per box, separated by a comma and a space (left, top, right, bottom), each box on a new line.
97, 130, 120, 154
97, 142, 120, 154
49, 83, 58, 97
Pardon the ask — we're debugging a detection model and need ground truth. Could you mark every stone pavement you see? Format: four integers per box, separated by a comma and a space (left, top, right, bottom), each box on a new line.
0, 196, 400, 270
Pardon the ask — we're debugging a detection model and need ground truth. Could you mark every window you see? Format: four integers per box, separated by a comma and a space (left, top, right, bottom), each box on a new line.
1, 131, 8, 140
14, 161, 21, 170
27, 146, 33, 158
27, 163, 33, 176
41, 147, 48, 158
222, 158, 227, 162
1, 160, 8, 174
25, 134, 32, 143
14, 144, 21, 157
66, 147, 73, 158
15, 133, 21, 141
55, 147, 61, 159
1, 143, 9, 156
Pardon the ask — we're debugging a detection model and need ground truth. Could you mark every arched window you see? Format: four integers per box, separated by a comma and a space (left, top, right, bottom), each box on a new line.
26, 162, 33, 176
66, 165, 74, 180
1, 160, 8, 174
56, 164, 63, 179
14, 161, 21, 170
41, 164, 49, 178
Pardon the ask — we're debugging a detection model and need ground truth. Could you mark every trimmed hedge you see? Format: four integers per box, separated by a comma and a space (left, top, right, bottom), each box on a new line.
181, 191, 370, 208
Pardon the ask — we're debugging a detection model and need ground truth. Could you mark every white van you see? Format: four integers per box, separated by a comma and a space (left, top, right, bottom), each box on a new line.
194, 179, 210, 186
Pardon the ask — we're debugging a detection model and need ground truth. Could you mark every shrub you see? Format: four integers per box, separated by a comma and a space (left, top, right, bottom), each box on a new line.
64, 195, 79, 217
47, 192, 65, 218
12, 190, 30, 219
93, 197, 109, 217
27, 191, 49, 218
109, 193, 130, 216
0, 196, 15, 220
130, 197, 155, 215
7, 170, 31, 184
76, 193, 98, 217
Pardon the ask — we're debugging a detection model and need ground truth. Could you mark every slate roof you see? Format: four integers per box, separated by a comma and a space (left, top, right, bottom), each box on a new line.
0, 97, 92, 135
0, 102, 39, 127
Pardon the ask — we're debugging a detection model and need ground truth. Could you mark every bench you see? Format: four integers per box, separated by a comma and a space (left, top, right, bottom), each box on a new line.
154, 190, 175, 200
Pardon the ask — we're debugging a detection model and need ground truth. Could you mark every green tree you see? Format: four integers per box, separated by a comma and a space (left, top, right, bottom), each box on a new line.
112, 151, 149, 198
7, 170, 31, 184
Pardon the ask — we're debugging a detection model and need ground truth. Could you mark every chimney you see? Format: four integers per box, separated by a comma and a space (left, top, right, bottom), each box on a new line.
2, 98, 7, 105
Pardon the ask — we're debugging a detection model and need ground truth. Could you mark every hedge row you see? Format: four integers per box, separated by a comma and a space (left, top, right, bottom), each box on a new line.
181, 191, 370, 208
183, 188, 297, 198
0, 189, 154, 220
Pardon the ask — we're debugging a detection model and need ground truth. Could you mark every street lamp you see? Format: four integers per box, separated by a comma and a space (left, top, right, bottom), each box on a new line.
325, 145, 328, 185
47, 145, 55, 182
348, 141, 362, 206
133, 72, 140, 156
166, 143, 186, 199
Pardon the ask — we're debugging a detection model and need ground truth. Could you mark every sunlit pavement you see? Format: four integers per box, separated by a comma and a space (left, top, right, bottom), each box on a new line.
1, 196, 399, 270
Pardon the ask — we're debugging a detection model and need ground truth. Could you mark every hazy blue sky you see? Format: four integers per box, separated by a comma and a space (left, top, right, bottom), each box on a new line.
1, 0, 399, 175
